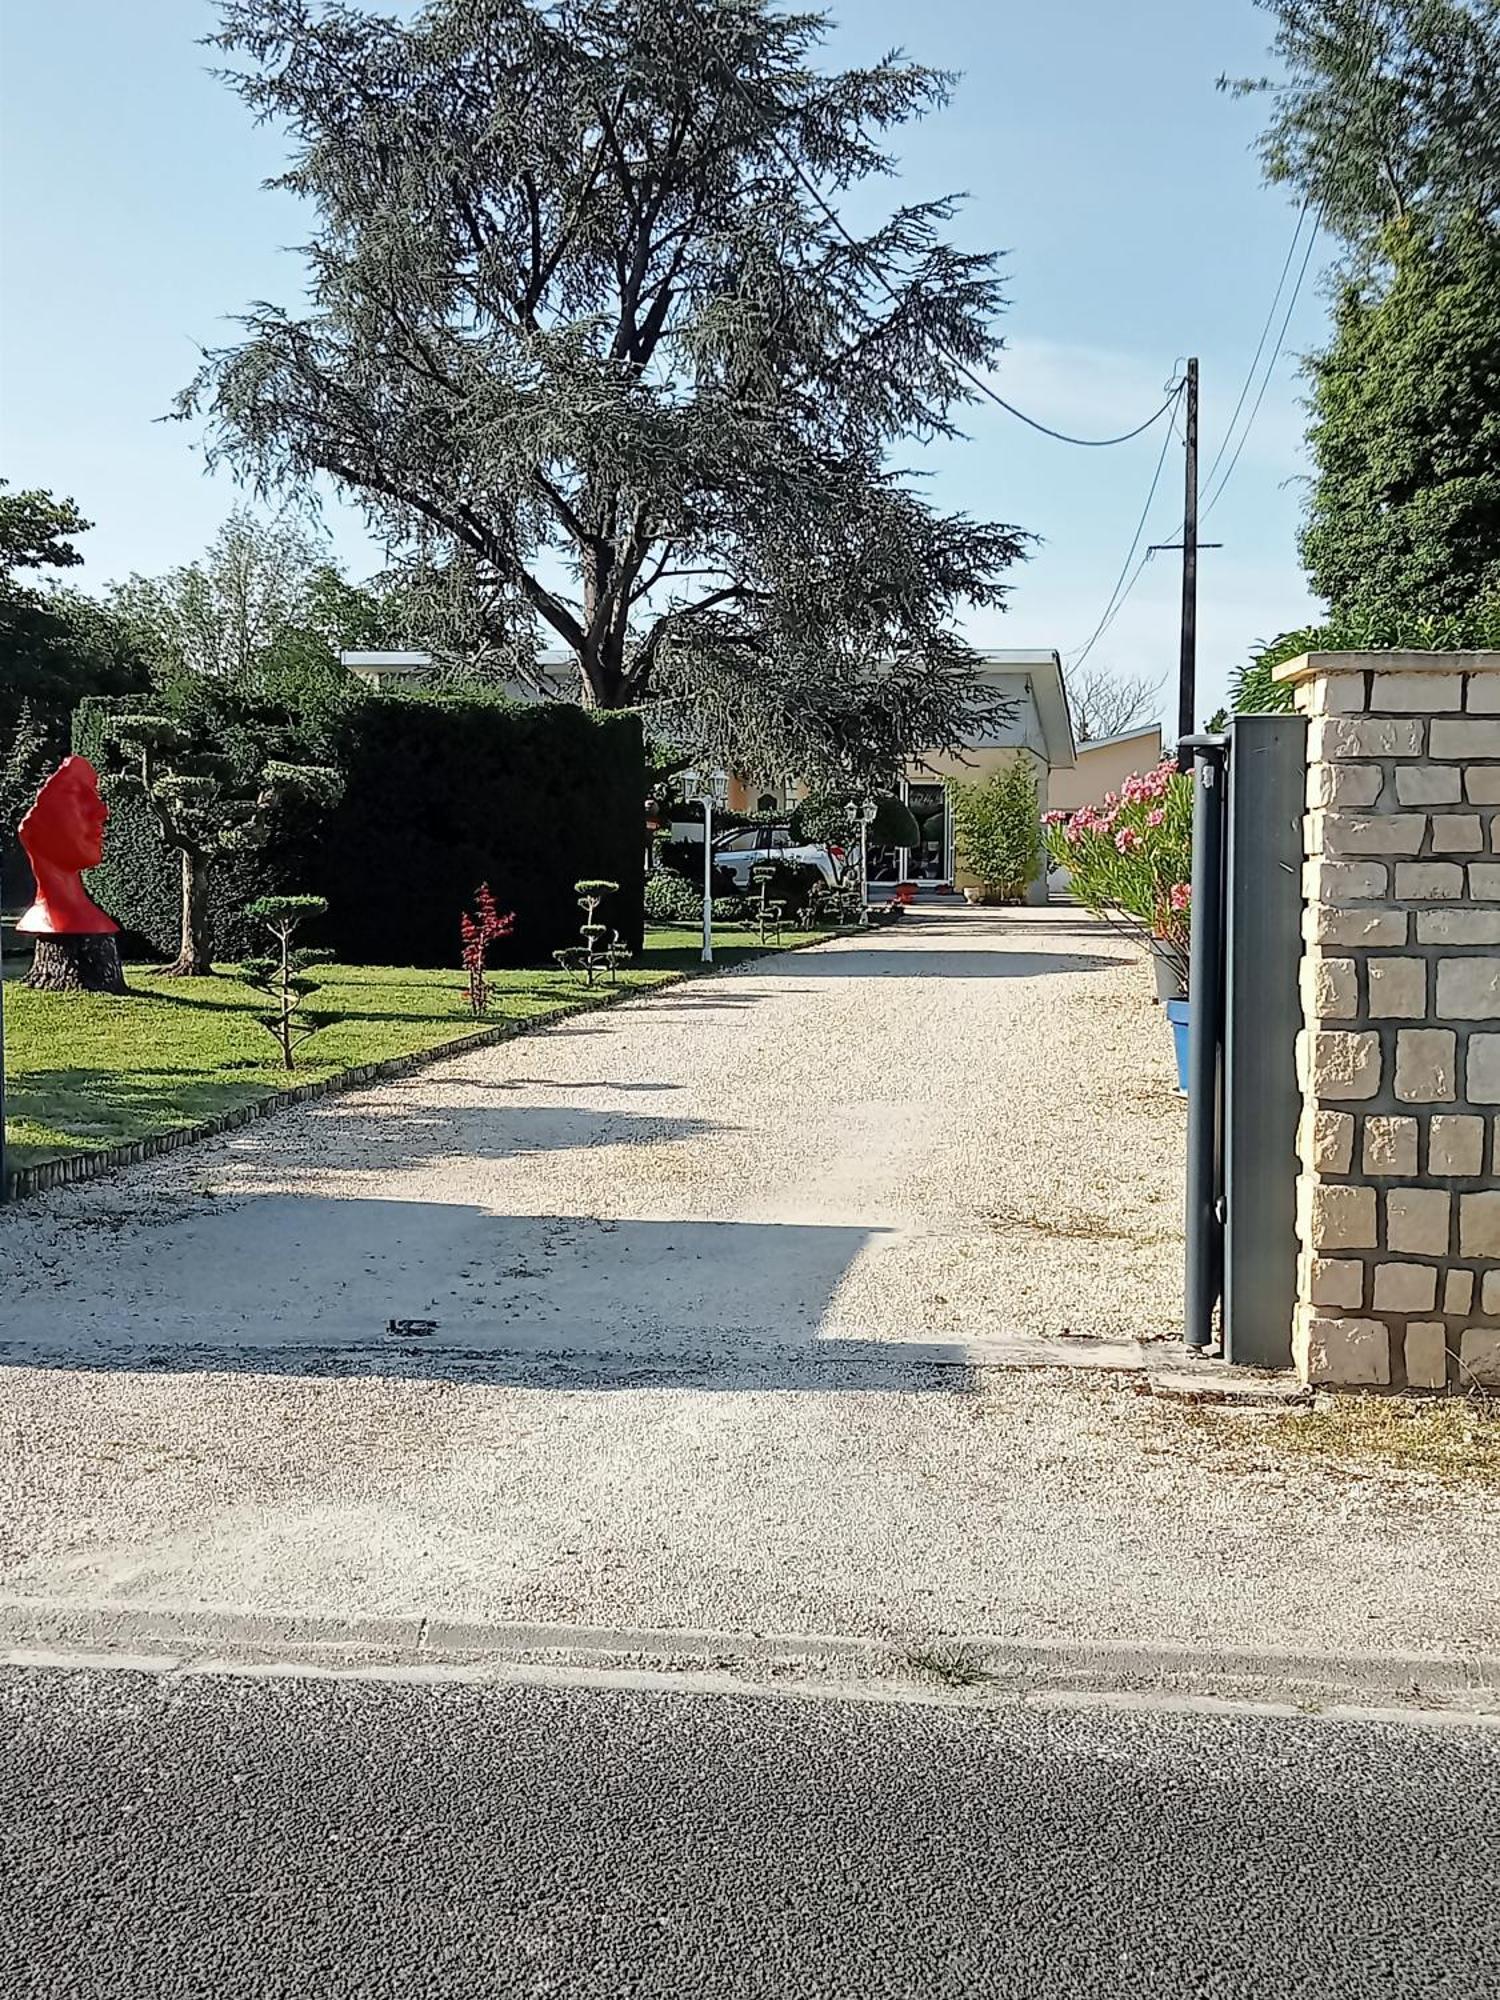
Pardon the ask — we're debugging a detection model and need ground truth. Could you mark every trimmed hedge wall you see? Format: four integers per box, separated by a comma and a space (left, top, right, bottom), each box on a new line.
75, 690, 645, 967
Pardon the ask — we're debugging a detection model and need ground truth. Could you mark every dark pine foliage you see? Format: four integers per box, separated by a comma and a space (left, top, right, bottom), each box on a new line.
183, 0, 1028, 785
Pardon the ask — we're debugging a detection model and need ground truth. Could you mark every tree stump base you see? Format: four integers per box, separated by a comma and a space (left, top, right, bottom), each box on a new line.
24, 934, 128, 994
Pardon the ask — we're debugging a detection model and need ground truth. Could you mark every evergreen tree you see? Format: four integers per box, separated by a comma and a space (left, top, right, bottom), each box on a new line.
101, 699, 340, 976
183, 0, 1028, 784
1302, 220, 1500, 622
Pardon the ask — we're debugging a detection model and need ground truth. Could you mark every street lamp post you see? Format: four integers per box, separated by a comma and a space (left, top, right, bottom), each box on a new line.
682, 771, 714, 965
845, 797, 878, 908
698, 791, 713, 964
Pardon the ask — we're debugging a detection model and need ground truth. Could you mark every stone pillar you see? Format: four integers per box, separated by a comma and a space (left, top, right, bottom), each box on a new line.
1280, 651, 1500, 1391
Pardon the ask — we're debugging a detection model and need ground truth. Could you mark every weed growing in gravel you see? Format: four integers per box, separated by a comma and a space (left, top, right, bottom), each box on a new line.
1260, 1396, 1500, 1488
906, 1643, 997, 1689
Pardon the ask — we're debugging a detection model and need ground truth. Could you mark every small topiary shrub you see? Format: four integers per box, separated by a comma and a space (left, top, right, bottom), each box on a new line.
554, 878, 632, 986
750, 859, 823, 919
235, 894, 339, 1070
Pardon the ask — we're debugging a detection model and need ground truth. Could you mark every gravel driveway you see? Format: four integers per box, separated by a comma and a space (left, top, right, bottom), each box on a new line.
0, 905, 1182, 1360
6, 908, 1498, 1695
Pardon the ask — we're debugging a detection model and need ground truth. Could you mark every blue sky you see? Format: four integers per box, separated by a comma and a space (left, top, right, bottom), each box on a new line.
0, 0, 1326, 724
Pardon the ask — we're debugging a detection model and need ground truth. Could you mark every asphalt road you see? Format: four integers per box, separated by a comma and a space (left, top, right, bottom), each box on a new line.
2, 1668, 1495, 1999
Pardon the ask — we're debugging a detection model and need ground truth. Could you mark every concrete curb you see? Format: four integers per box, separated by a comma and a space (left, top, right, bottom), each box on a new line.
2, 927, 842, 1205
3, 1601, 1496, 1714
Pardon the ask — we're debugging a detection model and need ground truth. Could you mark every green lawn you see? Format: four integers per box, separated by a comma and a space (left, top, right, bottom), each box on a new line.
2, 926, 824, 1170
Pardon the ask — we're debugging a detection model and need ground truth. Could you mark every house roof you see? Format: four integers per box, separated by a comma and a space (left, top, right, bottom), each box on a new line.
339, 650, 433, 673
1075, 723, 1163, 753
974, 649, 1076, 769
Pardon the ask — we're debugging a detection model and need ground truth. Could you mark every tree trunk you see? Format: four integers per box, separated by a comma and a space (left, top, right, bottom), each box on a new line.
163, 849, 214, 976
25, 934, 127, 994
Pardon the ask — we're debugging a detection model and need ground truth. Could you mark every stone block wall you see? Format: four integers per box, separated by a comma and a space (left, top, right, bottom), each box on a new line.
1279, 651, 1500, 1390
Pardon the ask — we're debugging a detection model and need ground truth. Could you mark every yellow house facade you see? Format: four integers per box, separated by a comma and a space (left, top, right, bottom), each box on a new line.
1047, 724, 1164, 815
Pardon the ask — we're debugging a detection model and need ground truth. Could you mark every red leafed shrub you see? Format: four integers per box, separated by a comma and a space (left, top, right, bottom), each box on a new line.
460, 882, 515, 1016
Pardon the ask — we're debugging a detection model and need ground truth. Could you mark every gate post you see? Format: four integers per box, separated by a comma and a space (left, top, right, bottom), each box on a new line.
1222, 714, 1306, 1368
1280, 650, 1500, 1390
1183, 736, 1228, 1350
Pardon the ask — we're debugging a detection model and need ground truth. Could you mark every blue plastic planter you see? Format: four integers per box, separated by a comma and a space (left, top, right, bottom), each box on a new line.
1166, 999, 1190, 1095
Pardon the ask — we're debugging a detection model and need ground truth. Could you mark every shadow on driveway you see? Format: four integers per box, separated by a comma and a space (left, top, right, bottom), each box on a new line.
0, 1197, 939, 1390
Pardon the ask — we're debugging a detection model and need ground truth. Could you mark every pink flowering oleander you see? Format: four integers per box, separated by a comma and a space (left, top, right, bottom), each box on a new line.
1042, 759, 1192, 962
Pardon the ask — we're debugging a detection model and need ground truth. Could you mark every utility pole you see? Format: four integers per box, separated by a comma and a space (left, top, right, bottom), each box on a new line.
1177, 357, 1200, 763
1150, 362, 1219, 769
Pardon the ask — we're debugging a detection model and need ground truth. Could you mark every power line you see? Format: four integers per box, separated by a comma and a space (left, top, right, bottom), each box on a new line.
978, 380, 1182, 449
1200, 205, 1322, 522
1067, 381, 1185, 671
1066, 196, 1319, 672
713, 57, 1180, 449
1193, 0, 1381, 522
1198, 198, 1314, 500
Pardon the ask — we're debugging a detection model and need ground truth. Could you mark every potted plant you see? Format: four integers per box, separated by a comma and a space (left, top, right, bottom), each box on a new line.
949, 761, 1042, 905
1043, 761, 1193, 1087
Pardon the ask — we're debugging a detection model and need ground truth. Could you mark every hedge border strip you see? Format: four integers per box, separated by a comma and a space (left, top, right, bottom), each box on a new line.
1, 930, 843, 1205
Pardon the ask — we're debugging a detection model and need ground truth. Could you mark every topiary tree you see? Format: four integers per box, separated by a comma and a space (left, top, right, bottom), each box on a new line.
555, 878, 632, 986
100, 711, 340, 976
948, 760, 1041, 904
236, 893, 339, 1070
870, 795, 922, 851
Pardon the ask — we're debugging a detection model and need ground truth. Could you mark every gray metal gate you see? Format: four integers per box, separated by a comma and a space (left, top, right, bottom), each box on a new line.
1182, 715, 1307, 1366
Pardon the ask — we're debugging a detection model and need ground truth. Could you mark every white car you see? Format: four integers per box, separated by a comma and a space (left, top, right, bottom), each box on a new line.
711, 826, 848, 889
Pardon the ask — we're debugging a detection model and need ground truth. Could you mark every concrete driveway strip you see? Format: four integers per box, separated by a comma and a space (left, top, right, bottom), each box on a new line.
2, 1668, 1496, 2000
2, 909, 1499, 1695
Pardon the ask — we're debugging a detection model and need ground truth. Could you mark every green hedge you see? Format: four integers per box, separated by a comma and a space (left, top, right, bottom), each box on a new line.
75, 689, 645, 967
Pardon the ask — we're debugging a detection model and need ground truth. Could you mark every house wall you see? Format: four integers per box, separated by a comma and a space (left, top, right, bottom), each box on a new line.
1049, 729, 1164, 814
907, 744, 1051, 904
712, 667, 1066, 906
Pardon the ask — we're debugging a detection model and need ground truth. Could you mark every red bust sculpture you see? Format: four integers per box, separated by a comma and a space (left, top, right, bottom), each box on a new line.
17, 756, 119, 937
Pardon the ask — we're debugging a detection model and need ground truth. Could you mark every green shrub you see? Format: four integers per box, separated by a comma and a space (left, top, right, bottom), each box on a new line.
644, 871, 748, 925
870, 795, 922, 849
790, 791, 917, 850
76, 686, 644, 966
1231, 598, 1500, 715
948, 761, 1041, 901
